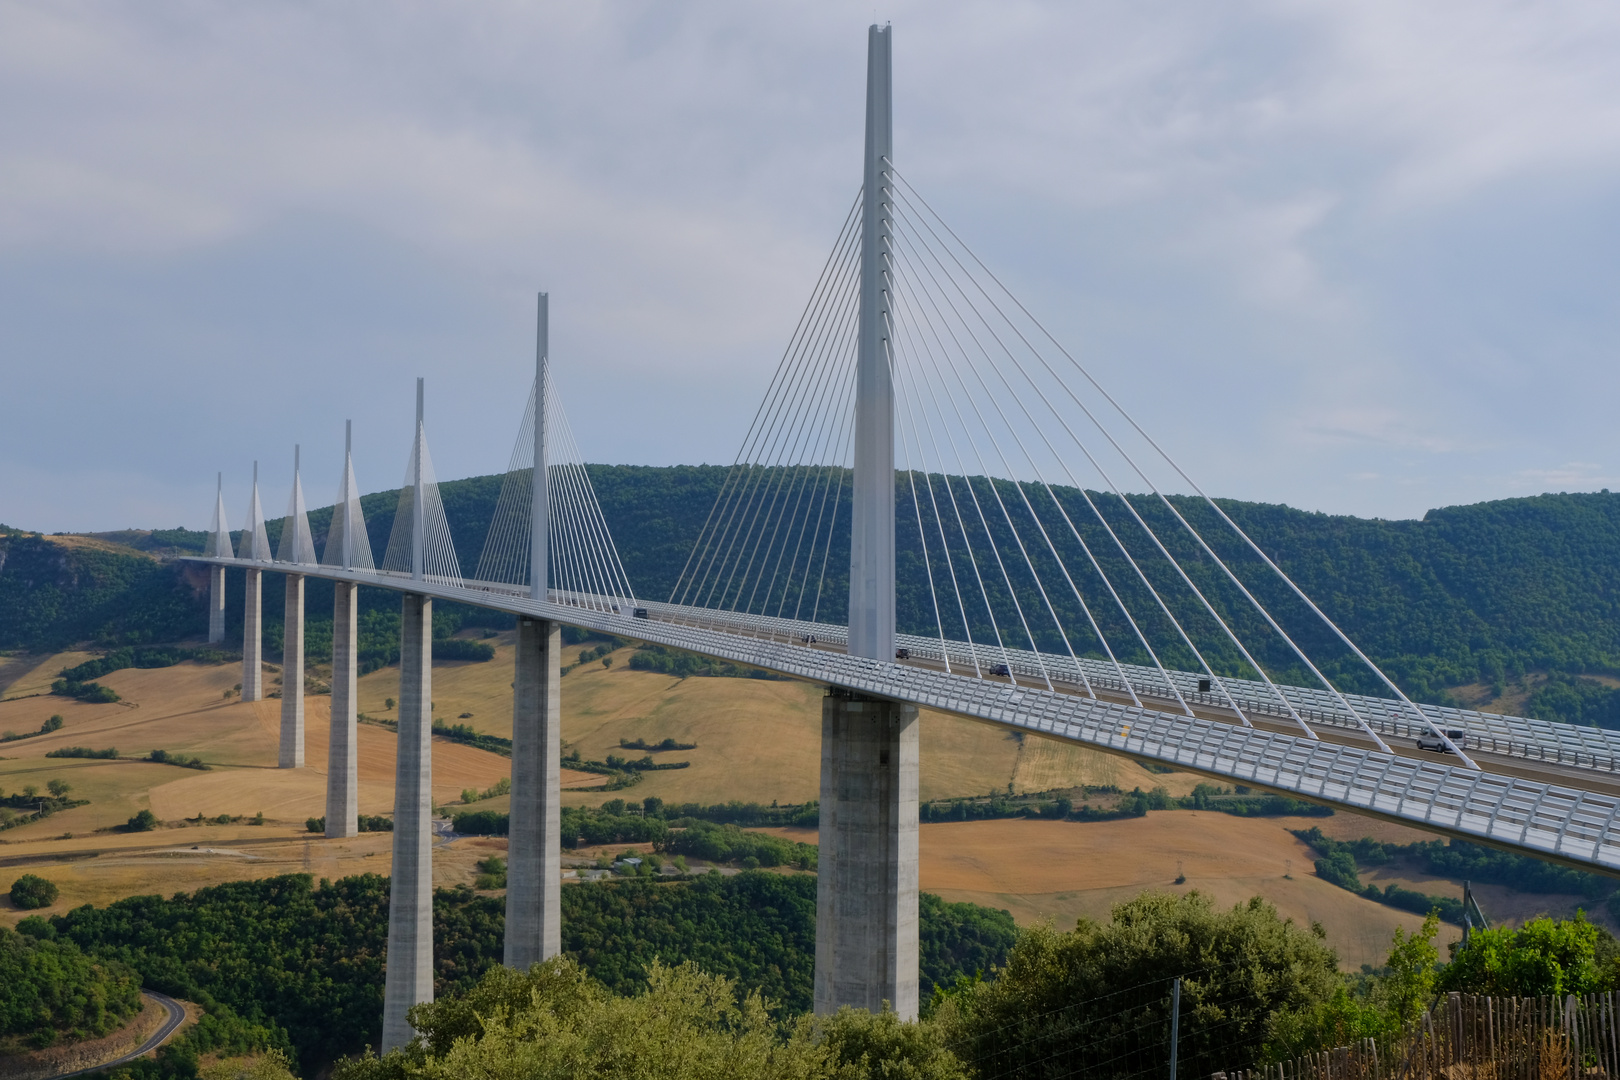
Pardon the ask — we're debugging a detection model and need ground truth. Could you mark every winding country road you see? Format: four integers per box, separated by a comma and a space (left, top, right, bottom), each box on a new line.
48, 991, 186, 1080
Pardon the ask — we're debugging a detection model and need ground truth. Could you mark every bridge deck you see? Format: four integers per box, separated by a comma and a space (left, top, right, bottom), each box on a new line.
187, 556, 1620, 878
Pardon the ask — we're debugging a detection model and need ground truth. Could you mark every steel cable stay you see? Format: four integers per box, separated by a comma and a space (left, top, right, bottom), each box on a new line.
381, 418, 461, 586
554, 457, 635, 610
726, 269, 863, 620
472, 378, 539, 588
892, 236, 1114, 700
667, 191, 862, 606
891, 182, 1330, 739
673, 200, 862, 611
551, 385, 636, 607
683, 235, 859, 615
888, 167, 1462, 765
894, 283, 1056, 689
769, 331, 860, 623
711, 268, 857, 622
892, 209, 1261, 729
894, 187, 1396, 754
544, 389, 607, 607
888, 297, 1024, 685
807, 421, 855, 626
891, 344, 960, 679
320, 436, 375, 572
892, 208, 1276, 731
750, 317, 861, 620
893, 358, 982, 679
697, 303, 849, 617
551, 405, 623, 610
892, 229, 1188, 710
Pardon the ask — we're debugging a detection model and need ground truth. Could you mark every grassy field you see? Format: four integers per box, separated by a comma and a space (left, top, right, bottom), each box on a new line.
0, 640, 1594, 971
358, 633, 1203, 806
748, 815, 1465, 971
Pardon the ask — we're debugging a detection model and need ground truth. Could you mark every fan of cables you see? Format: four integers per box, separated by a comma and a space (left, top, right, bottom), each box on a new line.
670, 169, 1473, 766
473, 369, 637, 614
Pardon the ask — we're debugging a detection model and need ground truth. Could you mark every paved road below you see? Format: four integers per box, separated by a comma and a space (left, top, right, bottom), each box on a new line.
49, 991, 186, 1080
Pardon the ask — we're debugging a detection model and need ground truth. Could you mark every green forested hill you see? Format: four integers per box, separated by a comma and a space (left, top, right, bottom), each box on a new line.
4, 475, 1619, 722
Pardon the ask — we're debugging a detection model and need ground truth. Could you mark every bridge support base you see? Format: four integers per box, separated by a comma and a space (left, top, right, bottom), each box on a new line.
383, 593, 434, 1053
279, 573, 305, 769
326, 582, 359, 839
208, 566, 226, 645
242, 569, 263, 702
505, 617, 561, 969
814, 689, 919, 1020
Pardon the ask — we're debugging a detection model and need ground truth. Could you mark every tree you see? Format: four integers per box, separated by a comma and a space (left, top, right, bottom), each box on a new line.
46, 779, 70, 798
938, 892, 1340, 1079
330, 958, 963, 1080
1439, 913, 1606, 998
384, 697, 395, 710
126, 809, 158, 832
1264, 913, 1439, 1061
10, 874, 59, 910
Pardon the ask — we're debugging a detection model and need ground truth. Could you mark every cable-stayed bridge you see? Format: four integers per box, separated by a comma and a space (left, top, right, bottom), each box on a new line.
183, 24, 1620, 1051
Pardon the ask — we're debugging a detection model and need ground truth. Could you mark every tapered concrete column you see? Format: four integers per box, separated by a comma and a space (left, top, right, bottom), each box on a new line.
382, 593, 434, 1053
279, 573, 305, 769
505, 617, 561, 969
242, 569, 263, 702
326, 582, 359, 839
815, 689, 919, 1020
208, 566, 227, 644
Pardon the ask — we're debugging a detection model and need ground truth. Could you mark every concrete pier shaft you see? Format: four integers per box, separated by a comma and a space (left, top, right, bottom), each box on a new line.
241, 569, 263, 702
208, 566, 227, 644
326, 581, 359, 838
504, 617, 561, 969
814, 689, 919, 1020
382, 593, 434, 1053
279, 573, 305, 769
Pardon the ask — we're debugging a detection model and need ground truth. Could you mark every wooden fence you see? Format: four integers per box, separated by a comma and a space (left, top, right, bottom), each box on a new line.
1215, 992, 1620, 1080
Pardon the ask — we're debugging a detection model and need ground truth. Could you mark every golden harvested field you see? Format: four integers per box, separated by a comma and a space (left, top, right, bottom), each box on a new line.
752, 815, 1466, 971
359, 634, 1204, 806
1, 641, 1589, 970
0, 651, 516, 920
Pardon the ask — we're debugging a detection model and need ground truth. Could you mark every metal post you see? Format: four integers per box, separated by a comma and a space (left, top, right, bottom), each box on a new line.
531, 294, 549, 602
343, 420, 354, 571
1169, 977, 1181, 1080
412, 379, 425, 582
848, 22, 895, 662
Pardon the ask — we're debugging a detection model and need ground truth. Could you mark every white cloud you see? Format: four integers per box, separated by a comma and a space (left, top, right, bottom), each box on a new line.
1, 0, 1619, 528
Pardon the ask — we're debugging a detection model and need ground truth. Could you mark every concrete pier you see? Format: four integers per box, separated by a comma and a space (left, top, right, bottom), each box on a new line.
814, 689, 919, 1020
241, 569, 263, 702
382, 593, 434, 1053
279, 573, 305, 769
326, 581, 359, 838
208, 566, 227, 644
504, 617, 561, 969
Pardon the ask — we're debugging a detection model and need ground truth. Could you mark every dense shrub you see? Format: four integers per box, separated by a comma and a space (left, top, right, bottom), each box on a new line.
330, 959, 965, 1080
938, 892, 1339, 1079
0, 926, 142, 1044
10, 873, 59, 910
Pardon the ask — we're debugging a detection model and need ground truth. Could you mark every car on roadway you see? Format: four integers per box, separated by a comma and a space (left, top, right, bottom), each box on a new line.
1416, 727, 1467, 753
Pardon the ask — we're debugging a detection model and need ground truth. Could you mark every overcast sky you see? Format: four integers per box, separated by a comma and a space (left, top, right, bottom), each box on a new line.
4, 1, 1619, 532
